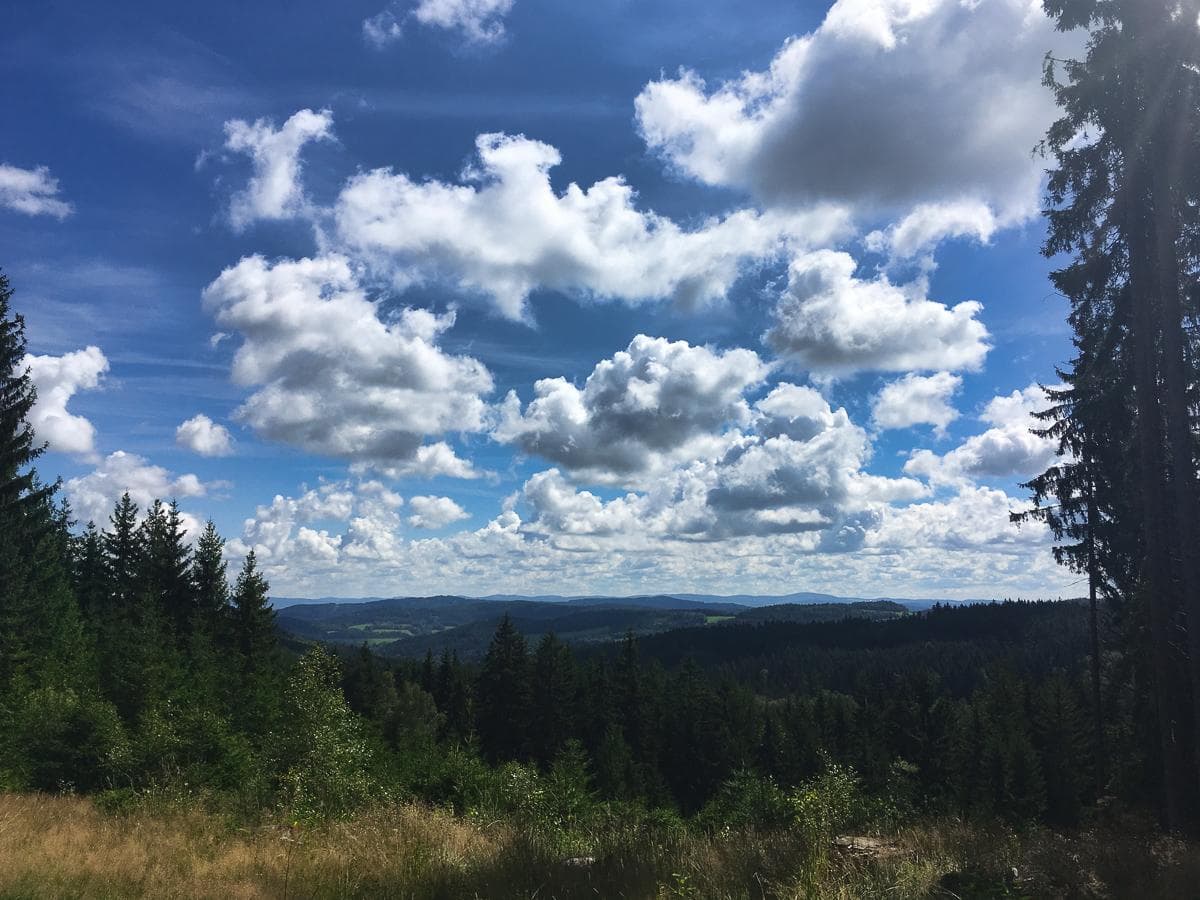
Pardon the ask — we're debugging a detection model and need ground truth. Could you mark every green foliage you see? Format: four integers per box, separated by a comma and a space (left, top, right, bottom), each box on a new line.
789, 760, 867, 847
698, 769, 793, 831
280, 647, 379, 821
5, 686, 128, 792
476, 615, 531, 762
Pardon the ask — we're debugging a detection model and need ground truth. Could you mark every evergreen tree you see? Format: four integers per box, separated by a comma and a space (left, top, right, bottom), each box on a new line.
228, 550, 280, 735
0, 272, 58, 691
1039, 0, 1200, 828
0, 276, 89, 696
102, 493, 141, 612
231, 550, 277, 674
475, 616, 530, 763
190, 520, 230, 639
136, 500, 195, 644
531, 633, 576, 768
72, 522, 107, 621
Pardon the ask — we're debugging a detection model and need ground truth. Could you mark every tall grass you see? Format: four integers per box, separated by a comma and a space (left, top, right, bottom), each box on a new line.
0, 793, 1195, 899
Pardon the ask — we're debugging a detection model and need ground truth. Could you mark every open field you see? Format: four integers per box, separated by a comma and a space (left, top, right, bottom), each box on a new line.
0, 794, 1196, 899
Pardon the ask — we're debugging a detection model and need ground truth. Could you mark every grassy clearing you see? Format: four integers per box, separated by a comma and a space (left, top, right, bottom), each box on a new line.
0, 794, 1196, 899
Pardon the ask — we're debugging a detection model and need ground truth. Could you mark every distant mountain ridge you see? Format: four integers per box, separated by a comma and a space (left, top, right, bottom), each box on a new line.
274, 591, 974, 612
272, 592, 941, 659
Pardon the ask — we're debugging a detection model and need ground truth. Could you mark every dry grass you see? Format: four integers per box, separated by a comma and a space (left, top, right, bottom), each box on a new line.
0, 794, 1196, 899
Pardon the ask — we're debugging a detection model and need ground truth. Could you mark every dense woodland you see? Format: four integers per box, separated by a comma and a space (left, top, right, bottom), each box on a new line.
0, 264, 1159, 833
1, 4, 1200, 895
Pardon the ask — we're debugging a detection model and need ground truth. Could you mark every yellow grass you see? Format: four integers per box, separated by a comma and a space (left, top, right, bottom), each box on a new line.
0, 793, 1196, 899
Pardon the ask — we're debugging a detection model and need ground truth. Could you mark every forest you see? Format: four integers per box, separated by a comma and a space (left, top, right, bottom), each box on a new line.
2, 0, 1200, 897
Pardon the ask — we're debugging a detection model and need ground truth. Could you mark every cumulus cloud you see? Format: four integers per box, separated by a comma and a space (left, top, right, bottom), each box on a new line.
223, 475, 1060, 601
869, 485, 1047, 552
23, 346, 109, 459
864, 200, 999, 261
765, 251, 989, 375
364, 0, 514, 47
176, 414, 235, 456
0, 164, 73, 219
66, 450, 207, 529
408, 495, 470, 529
335, 131, 848, 319
904, 384, 1058, 485
516, 382, 926, 544
702, 384, 927, 539
635, 0, 1062, 236
495, 335, 768, 485
202, 254, 491, 478
871, 372, 961, 436
224, 108, 333, 230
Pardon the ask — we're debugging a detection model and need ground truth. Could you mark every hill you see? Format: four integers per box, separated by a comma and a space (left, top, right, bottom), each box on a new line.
275, 594, 918, 658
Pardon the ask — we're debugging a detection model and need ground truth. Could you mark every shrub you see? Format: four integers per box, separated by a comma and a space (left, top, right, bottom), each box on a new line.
698, 769, 794, 830
7, 687, 128, 792
280, 647, 380, 821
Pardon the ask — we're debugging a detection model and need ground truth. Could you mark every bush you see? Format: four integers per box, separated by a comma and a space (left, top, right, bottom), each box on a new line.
698, 769, 794, 831
280, 647, 381, 821
790, 760, 866, 846
7, 687, 128, 792
133, 701, 266, 797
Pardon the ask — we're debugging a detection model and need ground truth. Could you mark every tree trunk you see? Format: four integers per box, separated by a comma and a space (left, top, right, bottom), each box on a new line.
1148, 54, 1200, 826
1122, 0, 1193, 832
1086, 474, 1107, 795
1125, 143, 1189, 831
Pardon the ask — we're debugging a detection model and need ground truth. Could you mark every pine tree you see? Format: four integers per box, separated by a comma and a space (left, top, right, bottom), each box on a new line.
0, 270, 54, 534
102, 493, 141, 612
0, 274, 89, 696
0, 271, 58, 692
475, 615, 530, 763
531, 633, 576, 768
231, 550, 277, 667
72, 522, 107, 622
138, 499, 194, 640
230, 550, 279, 733
190, 520, 230, 640
1040, 0, 1200, 828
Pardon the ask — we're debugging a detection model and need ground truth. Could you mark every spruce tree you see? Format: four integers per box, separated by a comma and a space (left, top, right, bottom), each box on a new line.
531, 633, 576, 768
0, 273, 88, 695
1039, 0, 1200, 828
476, 615, 531, 762
190, 520, 230, 639
231, 550, 277, 667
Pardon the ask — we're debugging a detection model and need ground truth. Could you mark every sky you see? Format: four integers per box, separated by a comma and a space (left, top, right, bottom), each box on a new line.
0, 0, 1085, 600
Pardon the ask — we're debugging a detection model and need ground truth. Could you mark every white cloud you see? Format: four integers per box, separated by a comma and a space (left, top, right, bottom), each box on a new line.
516, 382, 926, 544
871, 371, 961, 436
765, 250, 990, 374
335, 131, 849, 319
23, 346, 109, 459
415, 0, 513, 42
176, 414, 235, 456
225, 473, 1062, 602
864, 200, 999, 261
408, 495, 470, 529
701, 384, 928, 539
202, 254, 492, 478
0, 164, 73, 219
224, 108, 333, 230
364, 0, 514, 47
495, 335, 768, 485
904, 384, 1058, 485
66, 450, 207, 529
869, 485, 1047, 552
362, 9, 405, 47
635, 0, 1062, 239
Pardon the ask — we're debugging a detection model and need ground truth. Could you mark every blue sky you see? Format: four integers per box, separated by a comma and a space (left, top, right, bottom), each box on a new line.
1, 0, 1083, 599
